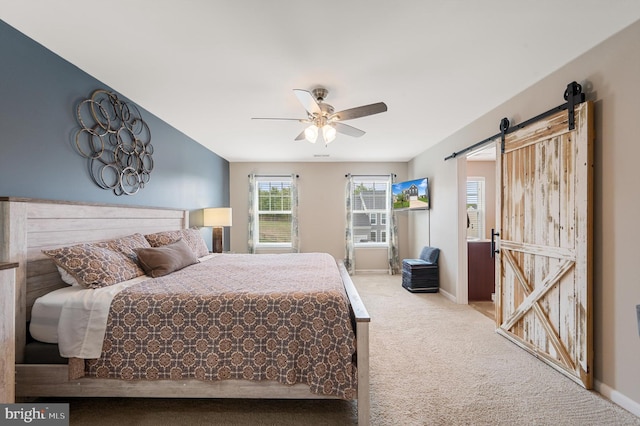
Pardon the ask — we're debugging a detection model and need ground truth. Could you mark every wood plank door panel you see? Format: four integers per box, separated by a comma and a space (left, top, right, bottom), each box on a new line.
496, 101, 593, 388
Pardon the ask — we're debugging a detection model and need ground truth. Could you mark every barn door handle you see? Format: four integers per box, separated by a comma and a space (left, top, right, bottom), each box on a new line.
491, 229, 500, 258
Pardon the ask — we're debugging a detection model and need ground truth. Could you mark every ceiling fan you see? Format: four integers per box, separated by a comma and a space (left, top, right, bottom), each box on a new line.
252, 87, 387, 145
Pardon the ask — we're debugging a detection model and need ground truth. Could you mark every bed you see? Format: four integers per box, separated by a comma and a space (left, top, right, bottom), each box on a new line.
0, 198, 370, 424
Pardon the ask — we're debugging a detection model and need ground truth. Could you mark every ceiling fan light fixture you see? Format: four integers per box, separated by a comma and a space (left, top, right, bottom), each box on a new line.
304, 125, 318, 143
253, 87, 387, 144
322, 124, 336, 144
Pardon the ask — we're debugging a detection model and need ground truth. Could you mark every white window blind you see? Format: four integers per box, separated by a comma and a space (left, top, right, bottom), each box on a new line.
466, 177, 485, 239
255, 178, 292, 246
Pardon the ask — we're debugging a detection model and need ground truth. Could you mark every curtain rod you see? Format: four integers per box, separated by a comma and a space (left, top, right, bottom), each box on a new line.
345, 173, 396, 178
249, 174, 299, 178
444, 81, 586, 161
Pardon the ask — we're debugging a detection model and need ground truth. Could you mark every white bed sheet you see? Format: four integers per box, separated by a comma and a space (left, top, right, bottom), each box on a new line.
29, 254, 217, 359
30, 275, 150, 358
30, 285, 82, 344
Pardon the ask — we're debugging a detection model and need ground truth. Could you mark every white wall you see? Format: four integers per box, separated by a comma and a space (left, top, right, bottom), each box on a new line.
408, 20, 640, 413
229, 162, 409, 272
409, 145, 466, 299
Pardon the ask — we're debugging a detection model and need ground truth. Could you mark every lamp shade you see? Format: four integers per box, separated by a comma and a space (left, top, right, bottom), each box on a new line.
203, 207, 232, 227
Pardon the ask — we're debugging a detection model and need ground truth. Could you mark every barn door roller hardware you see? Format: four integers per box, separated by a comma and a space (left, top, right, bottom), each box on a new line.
445, 81, 587, 161
499, 117, 510, 154
564, 81, 585, 130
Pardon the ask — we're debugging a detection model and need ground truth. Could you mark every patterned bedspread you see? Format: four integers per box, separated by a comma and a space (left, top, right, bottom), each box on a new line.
85, 253, 357, 399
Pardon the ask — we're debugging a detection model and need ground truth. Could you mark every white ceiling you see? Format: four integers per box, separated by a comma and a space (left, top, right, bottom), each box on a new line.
2, 1, 640, 163
467, 145, 496, 162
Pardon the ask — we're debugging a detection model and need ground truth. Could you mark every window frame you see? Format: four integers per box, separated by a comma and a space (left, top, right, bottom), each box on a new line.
351, 176, 391, 248
254, 176, 293, 249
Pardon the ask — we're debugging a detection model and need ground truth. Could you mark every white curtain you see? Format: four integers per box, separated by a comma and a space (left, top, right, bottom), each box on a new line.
247, 173, 256, 253
344, 173, 397, 275
388, 174, 401, 274
344, 174, 354, 274
291, 173, 299, 253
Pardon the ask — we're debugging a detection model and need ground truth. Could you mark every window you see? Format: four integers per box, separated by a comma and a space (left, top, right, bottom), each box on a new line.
352, 177, 390, 246
467, 177, 485, 239
255, 177, 292, 247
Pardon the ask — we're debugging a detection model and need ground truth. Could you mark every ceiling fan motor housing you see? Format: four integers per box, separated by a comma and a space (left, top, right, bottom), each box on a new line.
312, 87, 329, 102
309, 88, 334, 125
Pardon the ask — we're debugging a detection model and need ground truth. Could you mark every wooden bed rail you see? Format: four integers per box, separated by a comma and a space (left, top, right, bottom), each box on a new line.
338, 260, 371, 425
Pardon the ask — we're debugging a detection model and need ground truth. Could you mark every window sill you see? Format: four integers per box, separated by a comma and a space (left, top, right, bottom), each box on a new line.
255, 245, 293, 250
354, 244, 389, 249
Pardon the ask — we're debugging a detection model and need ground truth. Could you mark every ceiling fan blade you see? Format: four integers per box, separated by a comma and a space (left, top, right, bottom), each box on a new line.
334, 122, 366, 137
251, 117, 306, 121
294, 129, 307, 141
293, 89, 321, 115
330, 102, 387, 121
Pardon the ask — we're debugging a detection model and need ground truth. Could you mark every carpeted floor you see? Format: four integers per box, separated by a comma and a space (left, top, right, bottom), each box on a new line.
36, 274, 640, 425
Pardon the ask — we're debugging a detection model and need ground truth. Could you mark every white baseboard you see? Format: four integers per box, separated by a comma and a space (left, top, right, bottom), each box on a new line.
354, 269, 390, 274
595, 379, 640, 417
439, 287, 456, 303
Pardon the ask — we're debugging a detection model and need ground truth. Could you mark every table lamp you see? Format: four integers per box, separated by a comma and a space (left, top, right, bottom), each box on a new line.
203, 207, 232, 253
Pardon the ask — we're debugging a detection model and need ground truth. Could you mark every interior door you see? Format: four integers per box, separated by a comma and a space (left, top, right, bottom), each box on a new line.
495, 101, 593, 388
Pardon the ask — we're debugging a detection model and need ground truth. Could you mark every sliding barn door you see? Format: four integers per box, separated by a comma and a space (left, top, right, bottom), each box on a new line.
495, 101, 593, 388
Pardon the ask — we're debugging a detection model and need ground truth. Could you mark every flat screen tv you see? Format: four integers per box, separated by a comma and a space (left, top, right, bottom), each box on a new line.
392, 177, 429, 210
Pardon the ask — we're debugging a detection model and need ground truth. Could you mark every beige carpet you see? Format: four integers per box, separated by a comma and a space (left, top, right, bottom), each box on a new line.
40, 274, 639, 425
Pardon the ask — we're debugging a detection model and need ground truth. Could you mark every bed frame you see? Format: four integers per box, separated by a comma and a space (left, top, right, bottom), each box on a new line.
0, 198, 370, 425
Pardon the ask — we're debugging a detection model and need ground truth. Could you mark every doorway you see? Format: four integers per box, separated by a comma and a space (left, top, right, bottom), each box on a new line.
466, 145, 497, 320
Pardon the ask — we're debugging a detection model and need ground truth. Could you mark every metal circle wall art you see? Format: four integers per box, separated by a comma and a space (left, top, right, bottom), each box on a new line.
74, 89, 153, 195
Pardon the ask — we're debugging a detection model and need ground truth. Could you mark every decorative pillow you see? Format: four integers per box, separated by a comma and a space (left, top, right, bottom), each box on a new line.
145, 228, 209, 258
106, 233, 152, 264
144, 230, 183, 248
135, 238, 198, 278
181, 228, 210, 258
43, 243, 143, 289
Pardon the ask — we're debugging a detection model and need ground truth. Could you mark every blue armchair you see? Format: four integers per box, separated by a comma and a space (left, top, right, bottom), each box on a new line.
402, 246, 440, 293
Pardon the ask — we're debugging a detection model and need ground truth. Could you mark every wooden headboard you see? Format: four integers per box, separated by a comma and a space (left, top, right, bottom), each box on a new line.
0, 198, 189, 362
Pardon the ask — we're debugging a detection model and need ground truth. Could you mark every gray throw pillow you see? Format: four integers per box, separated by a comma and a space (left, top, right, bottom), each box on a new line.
135, 238, 197, 278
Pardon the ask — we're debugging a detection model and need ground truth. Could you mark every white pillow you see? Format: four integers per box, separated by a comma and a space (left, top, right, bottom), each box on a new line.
57, 265, 81, 286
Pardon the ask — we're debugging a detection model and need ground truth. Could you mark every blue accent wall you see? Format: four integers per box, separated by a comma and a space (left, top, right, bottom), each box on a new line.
0, 20, 229, 215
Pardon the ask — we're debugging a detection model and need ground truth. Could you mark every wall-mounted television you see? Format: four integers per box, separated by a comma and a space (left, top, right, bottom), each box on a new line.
392, 177, 430, 210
